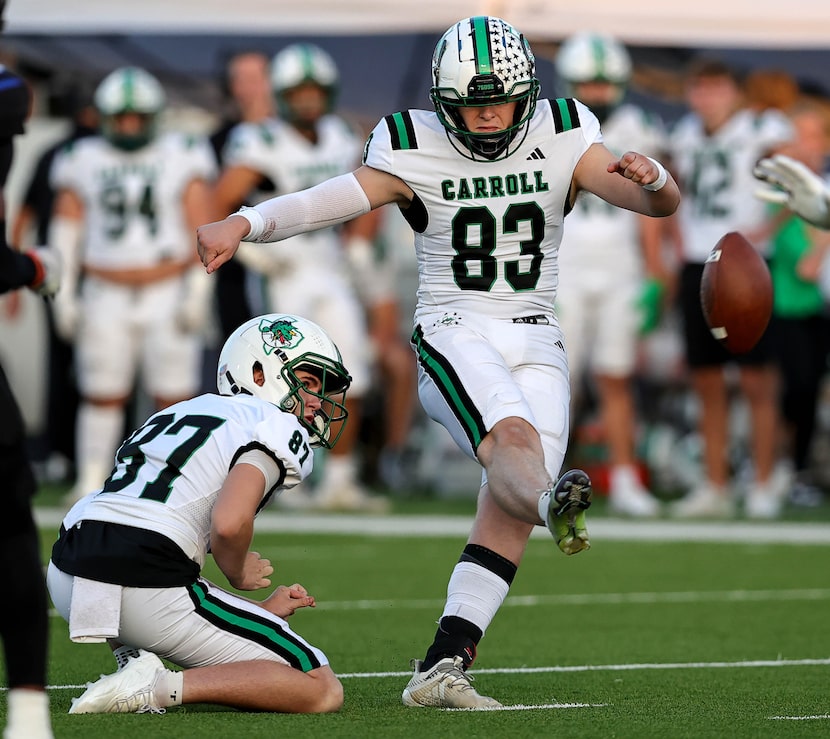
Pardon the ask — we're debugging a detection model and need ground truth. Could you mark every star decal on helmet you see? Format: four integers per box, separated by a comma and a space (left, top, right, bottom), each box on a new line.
488, 20, 531, 85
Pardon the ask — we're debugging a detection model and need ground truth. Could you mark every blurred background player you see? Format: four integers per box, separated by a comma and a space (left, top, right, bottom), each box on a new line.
213, 43, 384, 511
764, 103, 830, 506
755, 152, 830, 230
554, 32, 668, 517
344, 205, 418, 491
50, 66, 217, 504
0, 54, 57, 739
208, 49, 274, 343
667, 58, 793, 518
9, 83, 99, 485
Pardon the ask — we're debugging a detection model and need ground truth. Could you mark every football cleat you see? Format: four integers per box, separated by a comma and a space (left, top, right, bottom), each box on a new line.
312, 480, 390, 513
609, 466, 661, 518
670, 483, 734, 519
69, 652, 168, 714
546, 469, 593, 555
113, 645, 150, 671
402, 657, 502, 709
744, 476, 787, 520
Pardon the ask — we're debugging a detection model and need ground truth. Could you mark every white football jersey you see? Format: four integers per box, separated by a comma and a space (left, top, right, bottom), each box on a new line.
50, 132, 216, 270
223, 115, 363, 265
363, 98, 602, 322
62, 393, 315, 568
559, 103, 667, 276
669, 108, 793, 262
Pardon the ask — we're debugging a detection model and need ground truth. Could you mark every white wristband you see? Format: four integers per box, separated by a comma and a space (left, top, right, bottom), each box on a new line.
642, 157, 668, 192
236, 207, 266, 242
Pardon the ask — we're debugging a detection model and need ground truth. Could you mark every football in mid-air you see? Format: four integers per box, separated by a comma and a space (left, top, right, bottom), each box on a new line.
699, 231, 773, 354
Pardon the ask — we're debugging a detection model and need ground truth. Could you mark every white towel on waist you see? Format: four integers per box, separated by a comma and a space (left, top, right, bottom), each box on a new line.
69, 576, 122, 643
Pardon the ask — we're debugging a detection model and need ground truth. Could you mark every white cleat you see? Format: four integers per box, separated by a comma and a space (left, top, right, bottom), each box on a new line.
313, 481, 390, 513
402, 657, 502, 709
69, 652, 168, 714
272, 484, 318, 510
670, 483, 735, 519
609, 482, 661, 518
745, 480, 786, 520
608, 465, 661, 517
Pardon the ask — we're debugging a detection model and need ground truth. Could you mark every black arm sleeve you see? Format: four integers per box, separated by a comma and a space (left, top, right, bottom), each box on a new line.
0, 241, 36, 294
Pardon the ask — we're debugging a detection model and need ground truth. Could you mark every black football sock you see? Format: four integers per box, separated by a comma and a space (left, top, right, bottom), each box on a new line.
422, 615, 482, 672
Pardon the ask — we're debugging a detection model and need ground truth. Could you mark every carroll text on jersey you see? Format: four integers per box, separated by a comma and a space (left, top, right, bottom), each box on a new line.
441, 170, 550, 201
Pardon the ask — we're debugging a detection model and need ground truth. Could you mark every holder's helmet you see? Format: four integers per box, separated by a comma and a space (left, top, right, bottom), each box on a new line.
430, 16, 540, 161
94, 67, 165, 151
217, 314, 351, 448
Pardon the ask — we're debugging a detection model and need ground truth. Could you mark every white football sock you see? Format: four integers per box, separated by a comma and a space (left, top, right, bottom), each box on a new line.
537, 485, 554, 528
4, 688, 53, 739
75, 403, 124, 492
152, 669, 184, 708
441, 561, 510, 636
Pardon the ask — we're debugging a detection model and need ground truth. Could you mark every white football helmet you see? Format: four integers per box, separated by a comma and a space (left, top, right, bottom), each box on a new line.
217, 314, 352, 448
430, 16, 540, 161
556, 33, 631, 120
94, 66, 165, 150
556, 33, 632, 86
271, 43, 339, 121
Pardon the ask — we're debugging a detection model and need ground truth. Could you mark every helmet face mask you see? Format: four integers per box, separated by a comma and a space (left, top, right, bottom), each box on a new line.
94, 67, 165, 151
430, 16, 540, 161
217, 315, 352, 448
271, 44, 339, 125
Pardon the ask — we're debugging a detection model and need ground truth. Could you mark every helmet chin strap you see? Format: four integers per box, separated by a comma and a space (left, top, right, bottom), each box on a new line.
309, 410, 330, 446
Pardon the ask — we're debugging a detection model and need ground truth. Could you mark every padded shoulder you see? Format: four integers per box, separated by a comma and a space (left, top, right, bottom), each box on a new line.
546, 98, 582, 133
383, 111, 419, 151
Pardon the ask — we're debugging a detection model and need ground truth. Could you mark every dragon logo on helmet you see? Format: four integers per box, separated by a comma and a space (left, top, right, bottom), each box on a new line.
259, 317, 304, 354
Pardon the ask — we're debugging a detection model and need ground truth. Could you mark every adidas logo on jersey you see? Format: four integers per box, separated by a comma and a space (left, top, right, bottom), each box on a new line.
527, 147, 545, 160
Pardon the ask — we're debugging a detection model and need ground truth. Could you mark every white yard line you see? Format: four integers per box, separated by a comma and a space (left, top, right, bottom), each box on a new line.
769, 714, 830, 720
444, 702, 609, 711
35, 509, 830, 545
35, 657, 830, 691
311, 587, 830, 611
338, 657, 830, 679
46, 584, 830, 622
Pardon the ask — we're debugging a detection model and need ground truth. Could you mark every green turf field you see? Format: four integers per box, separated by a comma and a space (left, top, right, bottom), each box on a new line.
4, 491, 830, 738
